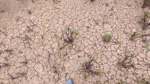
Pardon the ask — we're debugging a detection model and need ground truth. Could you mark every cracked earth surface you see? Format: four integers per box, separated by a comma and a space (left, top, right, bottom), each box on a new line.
0, 0, 150, 84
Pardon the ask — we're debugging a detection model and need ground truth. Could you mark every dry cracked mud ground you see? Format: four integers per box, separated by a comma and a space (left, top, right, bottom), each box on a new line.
0, 0, 150, 84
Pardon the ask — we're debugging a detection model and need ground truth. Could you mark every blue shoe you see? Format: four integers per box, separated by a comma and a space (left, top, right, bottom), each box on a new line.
66, 78, 74, 84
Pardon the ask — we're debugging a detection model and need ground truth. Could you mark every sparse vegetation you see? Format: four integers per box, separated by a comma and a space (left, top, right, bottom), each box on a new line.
115, 41, 123, 45
145, 43, 150, 51
130, 32, 150, 41
23, 35, 31, 41
111, 6, 114, 10
1, 0, 150, 83
118, 51, 135, 69
102, 34, 112, 43
130, 32, 140, 41
85, 74, 90, 78
95, 52, 98, 57
142, 0, 150, 8
80, 53, 103, 79
82, 59, 103, 79
59, 27, 79, 50
142, 12, 150, 30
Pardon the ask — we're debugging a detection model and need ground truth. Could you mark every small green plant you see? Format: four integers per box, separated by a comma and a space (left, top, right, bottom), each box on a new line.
111, 6, 114, 10
118, 51, 134, 69
130, 32, 140, 41
95, 52, 98, 57
71, 29, 79, 35
102, 34, 112, 43
130, 53, 135, 58
115, 41, 123, 45
80, 53, 103, 79
133, 32, 140, 37
98, 69, 103, 73
127, 66, 131, 69
81, 59, 103, 79
24, 38, 28, 41
142, 16, 145, 20
130, 32, 150, 41
59, 27, 79, 50
93, 59, 96, 62
59, 46, 65, 50
85, 75, 89, 78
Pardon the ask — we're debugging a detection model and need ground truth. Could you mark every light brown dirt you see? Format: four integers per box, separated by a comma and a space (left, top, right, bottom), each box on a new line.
0, 0, 150, 84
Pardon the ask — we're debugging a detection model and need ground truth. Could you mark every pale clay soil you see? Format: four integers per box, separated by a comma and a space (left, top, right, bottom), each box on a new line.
0, 0, 150, 84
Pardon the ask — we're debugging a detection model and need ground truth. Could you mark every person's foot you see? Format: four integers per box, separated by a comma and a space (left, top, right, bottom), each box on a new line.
66, 78, 74, 84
